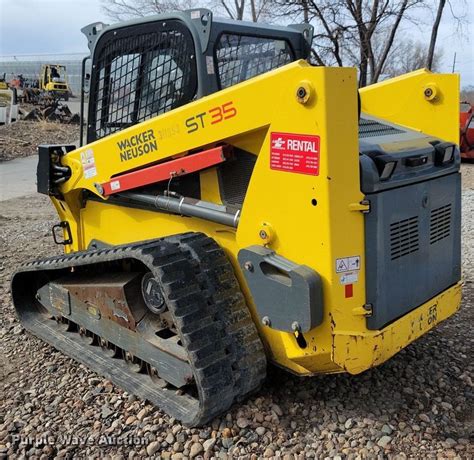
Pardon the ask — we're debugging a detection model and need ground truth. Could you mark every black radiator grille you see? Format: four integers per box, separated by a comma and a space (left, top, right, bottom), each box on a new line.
390, 216, 419, 260
359, 118, 405, 138
90, 21, 197, 141
215, 34, 294, 89
430, 204, 452, 244
218, 151, 256, 207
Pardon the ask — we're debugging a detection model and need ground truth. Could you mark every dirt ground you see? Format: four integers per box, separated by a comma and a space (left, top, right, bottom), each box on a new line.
0, 120, 79, 162
0, 165, 473, 458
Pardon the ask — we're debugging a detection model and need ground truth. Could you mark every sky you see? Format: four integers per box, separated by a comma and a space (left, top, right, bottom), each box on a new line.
0, 0, 473, 87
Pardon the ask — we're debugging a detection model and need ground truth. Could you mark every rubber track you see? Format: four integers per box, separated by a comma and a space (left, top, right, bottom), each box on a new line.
11, 233, 267, 426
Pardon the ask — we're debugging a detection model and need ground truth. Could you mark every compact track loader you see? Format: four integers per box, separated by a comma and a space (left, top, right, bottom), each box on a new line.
12, 10, 462, 426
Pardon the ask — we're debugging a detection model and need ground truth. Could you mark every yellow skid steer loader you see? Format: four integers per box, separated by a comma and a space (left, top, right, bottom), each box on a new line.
12, 10, 462, 426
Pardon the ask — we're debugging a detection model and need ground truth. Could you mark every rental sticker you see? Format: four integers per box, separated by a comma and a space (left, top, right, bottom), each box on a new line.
270, 132, 320, 175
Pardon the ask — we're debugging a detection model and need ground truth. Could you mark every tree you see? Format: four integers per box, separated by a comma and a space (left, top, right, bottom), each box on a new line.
384, 40, 443, 78
426, 0, 446, 69
100, 0, 270, 22
101, 0, 193, 21
271, 0, 425, 87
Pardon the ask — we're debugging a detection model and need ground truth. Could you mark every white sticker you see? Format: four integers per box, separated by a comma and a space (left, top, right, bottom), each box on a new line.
110, 180, 121, 191
80, 148, 97, 179
84, 167, 97, 179
336, 256, 361, 273
348, 256, 361, 271
206, 56, 215, 74
340, 271, 358, 285
190, 10, 201, 19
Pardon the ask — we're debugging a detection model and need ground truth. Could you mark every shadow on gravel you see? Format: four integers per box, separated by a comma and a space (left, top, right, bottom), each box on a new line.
256, 283, 473, 447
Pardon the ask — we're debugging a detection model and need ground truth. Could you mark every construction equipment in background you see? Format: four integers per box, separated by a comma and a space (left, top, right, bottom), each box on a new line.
22, 101, 80, 124
39, 64, 71, 101
11, 10, 462, 426
0, 73, 8, 90
460, 101, 474, 160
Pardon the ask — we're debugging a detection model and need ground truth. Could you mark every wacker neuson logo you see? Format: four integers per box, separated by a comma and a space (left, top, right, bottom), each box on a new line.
118, 129, 157, 162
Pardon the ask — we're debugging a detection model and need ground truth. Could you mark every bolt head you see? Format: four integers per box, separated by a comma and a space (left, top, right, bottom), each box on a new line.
424, 88, 433, 97
262, 316, 271, 326
259, 230, 268, 240
291, 321, 300, 332
94, 183, 104, 195
297, 87, 307, 98
244, 261, 254, 272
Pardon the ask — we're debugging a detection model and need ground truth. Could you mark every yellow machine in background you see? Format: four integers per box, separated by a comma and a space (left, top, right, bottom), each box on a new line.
39, 64, 71, 100
12, 10, 462, 426
0, 73, 8, 90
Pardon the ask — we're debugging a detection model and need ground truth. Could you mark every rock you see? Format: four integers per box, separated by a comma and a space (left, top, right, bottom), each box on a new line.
137, 408, 148, 421
166, 433, 175, 444
263, 447, 275, 457
203, 438, 216, 451
444, 438, 457, 448
101, 406, 114, 419
377, 436, 392, 448
381, 424, 392, 435
125, 416, 136, 425
236, 418, 249, 429
173, 442, 184, 452
12, 325, 24, 335
419, 414, 430, 423
256, 426, 266, 436
222, 437, 233, 449
344, 419, 354, 430
189, 442, 204, 458
271, 404, 283, 416
146, 441, 161, 456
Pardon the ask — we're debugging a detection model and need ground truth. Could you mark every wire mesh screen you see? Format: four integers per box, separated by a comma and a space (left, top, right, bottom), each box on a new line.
90, 21, 197, 141
215, 34, 294, 89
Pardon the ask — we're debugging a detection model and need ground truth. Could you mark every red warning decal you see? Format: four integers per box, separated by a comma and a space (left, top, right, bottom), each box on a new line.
270, 132, 320, 175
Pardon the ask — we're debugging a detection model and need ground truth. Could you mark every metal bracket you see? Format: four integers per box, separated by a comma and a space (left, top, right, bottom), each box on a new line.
349, 199, 370, 213
81, 22, 108, 52
186, 9, 212, 53
52, 221, 73, 245
37, 144, 75, 197
238, 246, 323, 333
288, 23, 314, 48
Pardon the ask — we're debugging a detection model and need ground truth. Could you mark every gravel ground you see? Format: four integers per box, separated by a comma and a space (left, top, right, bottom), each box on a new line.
0, 165, 473, 459
0, 120, 79, 162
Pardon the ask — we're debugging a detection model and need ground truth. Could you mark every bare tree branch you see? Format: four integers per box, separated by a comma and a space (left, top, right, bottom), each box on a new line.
426, 0, 446, 69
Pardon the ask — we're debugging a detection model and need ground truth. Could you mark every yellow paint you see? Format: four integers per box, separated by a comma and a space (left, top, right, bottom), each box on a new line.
50, 61, 461, 375
359, 68, 460, 144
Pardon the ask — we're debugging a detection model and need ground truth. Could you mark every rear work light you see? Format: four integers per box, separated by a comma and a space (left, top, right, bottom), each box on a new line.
434, 142, 455, 166
372, 154, 398, 181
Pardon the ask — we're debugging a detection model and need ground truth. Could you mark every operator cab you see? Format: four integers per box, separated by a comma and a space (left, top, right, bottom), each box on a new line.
81, 9, 313, 143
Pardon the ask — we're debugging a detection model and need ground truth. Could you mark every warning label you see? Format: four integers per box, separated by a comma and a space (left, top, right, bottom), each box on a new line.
340, 271, 358, 285
336, 256, 360, 273
270, 132, 320, 175
81, 148, 97, 179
